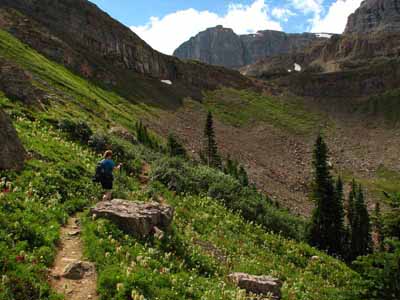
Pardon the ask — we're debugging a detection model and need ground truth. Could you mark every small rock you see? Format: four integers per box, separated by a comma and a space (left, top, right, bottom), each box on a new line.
62, 260, 95, 280
68, 230, 80, 236
228, 272, 282, 299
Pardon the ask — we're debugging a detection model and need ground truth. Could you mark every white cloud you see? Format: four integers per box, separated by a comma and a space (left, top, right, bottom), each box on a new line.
311, 0, 362, 33
272, 8, 296, 22
290, 0, 323, 15
130, 0, 282, 55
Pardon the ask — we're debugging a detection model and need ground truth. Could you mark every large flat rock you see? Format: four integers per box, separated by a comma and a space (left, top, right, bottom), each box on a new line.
90, 200, 174, 238
228, 272, 282, 299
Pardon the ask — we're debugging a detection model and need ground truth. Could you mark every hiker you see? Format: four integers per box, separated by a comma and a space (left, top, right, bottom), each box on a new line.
95, 150, 122, 201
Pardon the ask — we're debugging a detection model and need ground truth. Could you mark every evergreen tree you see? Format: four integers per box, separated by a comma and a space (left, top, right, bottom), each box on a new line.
308, 134, 346, 257
331, 177, 346, 256
201, 112, 221, 168
348, 183, 372, 260
238, 166, 249, 187
373, 202, 385, 252
167, 134, 187, 158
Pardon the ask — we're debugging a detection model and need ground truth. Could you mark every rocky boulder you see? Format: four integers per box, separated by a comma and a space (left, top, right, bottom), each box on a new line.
228, 273, 282, 299
0, 109, 26, 171
90, 200, 174, 238
345, 0, 400, 34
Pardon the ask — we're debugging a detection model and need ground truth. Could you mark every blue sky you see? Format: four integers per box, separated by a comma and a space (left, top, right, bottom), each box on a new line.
89, 0, 363, 54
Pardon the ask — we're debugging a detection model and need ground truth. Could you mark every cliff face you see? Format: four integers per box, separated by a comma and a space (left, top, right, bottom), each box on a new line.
174, 26, 326, 69
0, 0, 252, 106
345, 0, 400, 34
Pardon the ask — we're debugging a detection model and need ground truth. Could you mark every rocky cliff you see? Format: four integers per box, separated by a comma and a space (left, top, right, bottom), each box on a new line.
173, 25, 327, 69
345, 0, 400, 34
0, 0, 252, 106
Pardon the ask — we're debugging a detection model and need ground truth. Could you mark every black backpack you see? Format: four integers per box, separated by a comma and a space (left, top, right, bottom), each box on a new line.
92, 161, 105, 183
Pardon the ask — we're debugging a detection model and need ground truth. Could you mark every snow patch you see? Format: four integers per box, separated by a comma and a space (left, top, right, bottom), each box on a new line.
316, 33, 333, 39
294, 63, 302, 72
161, 80, 172, 85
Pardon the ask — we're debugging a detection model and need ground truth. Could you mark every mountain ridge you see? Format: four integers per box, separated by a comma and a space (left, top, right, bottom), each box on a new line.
173, 25, 328, 69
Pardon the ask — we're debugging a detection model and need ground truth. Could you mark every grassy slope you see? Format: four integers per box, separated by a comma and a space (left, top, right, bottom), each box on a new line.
203, 88, 321, 134
0, 30, 364, 299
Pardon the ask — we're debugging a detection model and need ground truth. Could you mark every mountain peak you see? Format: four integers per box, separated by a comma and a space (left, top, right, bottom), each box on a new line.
345, 0, 400, 34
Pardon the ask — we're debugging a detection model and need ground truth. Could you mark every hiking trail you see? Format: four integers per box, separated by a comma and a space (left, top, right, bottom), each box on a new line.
49, 216, 98, 300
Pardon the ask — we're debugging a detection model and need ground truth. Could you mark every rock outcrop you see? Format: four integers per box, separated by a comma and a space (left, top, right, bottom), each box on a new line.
0, 0, 253, 106
0, 58, 45, 106
345, 0, 400, 34
0, 109, 26, 171
90, 200, 174, 238
228, 273, 282, 299
174, 25, 327, 69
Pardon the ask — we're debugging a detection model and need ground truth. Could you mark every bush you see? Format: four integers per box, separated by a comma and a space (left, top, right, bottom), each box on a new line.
58, 119, 93, 143
88, 132, 110, 153
354, 240, 400, 300
150, 157, 307, 241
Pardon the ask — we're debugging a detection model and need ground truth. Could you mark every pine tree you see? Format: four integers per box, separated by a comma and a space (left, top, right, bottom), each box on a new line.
331, 177, 346, 256
308, 134, 346, 257
201, 112, 221, 168
373, 202, 385, 252
348, 183, 372, 261
238, 166, 249, 186
167, 134, 187, 158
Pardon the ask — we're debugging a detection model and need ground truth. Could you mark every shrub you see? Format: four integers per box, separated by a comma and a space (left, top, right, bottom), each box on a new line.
58, 119, 93, 143
150, 157, 307, 241
88, 132, 110, 153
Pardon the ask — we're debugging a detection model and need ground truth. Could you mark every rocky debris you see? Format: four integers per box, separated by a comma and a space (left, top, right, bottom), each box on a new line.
0, 109, 26, 171
174, 25, 327, 69
0, 58, 46, 106
345, 0, 400, 34
228, 273, 282, 299
109, 126, 137, 144
62, 260, 95, 280
90, 200, 174, 238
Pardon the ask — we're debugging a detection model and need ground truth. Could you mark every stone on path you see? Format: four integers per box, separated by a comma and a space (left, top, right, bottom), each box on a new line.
228, 272, 283, 299
90, 200, 174, 238
62, 260, 95, 280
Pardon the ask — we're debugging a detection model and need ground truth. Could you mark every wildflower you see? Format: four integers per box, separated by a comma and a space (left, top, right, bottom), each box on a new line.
116, 283, 124, 292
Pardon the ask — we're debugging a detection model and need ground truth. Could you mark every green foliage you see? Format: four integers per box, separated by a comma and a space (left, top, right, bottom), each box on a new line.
151, 157, 307, 241
223, 156, 249, 186
204, 88, 321, 133
167, 134, 187, 158
348, 181, 372, 261
0, 116, 99, 300
382, 192, 400, 239
58, 118, 93, 143
354, 240, 400, 300
308, 134, 346, 257
135, 121, 162, 151
201, 112, 222, 168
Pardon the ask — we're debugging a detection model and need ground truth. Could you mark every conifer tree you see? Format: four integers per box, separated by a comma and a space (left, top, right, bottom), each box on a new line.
308, 134, 346, 257
349, 184, 372, 260
167, 134, 187, 158
373, 202, 385, 252
201, 112, 221, 168
238, 166, 249, 186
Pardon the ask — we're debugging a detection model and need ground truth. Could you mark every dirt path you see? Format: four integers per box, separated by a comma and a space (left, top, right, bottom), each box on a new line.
50, 216, 98, 300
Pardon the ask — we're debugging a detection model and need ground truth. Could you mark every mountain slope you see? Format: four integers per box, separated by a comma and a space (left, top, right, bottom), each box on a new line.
0, 0, 252, 107
0, 26, 364, 300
